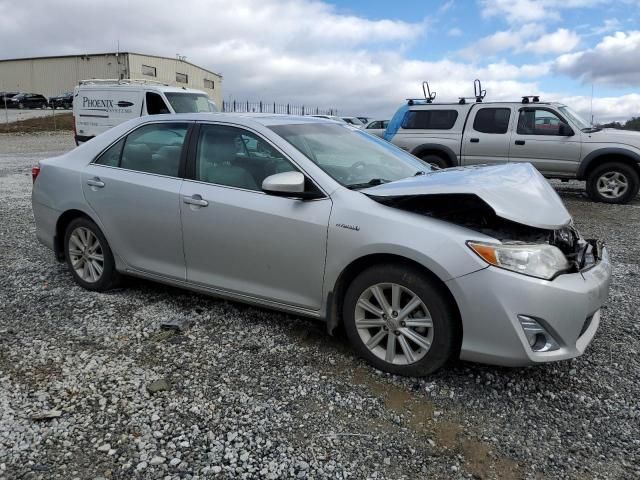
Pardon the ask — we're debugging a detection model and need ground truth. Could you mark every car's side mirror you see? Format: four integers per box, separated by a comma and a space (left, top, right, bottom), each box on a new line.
262, 171, 323, 200
558, 122, 574, 136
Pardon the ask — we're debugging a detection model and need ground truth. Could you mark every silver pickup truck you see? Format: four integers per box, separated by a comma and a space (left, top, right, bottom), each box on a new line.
385, 98, 640, 204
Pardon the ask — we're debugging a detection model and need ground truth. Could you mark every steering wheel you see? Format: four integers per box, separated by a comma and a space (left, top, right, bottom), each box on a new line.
345, 161, 367, 183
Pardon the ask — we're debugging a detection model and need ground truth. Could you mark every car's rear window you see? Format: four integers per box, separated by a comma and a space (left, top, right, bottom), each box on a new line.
401, 110, 458, 130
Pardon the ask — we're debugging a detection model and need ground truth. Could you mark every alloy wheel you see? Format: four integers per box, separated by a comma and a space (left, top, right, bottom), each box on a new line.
596, 171, 629, 199
355, 283, 434, 365
68, 227, 104, 283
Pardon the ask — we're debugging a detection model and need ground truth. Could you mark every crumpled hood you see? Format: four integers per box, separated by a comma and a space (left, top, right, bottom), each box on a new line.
361, 163, 571, 230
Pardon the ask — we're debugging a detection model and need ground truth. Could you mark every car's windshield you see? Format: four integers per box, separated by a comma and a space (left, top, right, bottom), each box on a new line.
269, 123, 428, 188
558, 105, 591, 130
164, 93, 214, 113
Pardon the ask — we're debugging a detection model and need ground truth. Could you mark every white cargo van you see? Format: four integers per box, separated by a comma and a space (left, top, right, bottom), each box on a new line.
72, 79, 217, 144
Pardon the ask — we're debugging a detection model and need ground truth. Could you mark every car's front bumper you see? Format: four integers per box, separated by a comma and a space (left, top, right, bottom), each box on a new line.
447, 246, 611, 367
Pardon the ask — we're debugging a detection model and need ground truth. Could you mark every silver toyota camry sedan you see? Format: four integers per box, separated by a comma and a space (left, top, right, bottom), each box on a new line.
32, 113, 611, 376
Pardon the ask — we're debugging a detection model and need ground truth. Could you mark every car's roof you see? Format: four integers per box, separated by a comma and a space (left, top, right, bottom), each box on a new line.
143, 112, 342, 127
409, 101, 562, 109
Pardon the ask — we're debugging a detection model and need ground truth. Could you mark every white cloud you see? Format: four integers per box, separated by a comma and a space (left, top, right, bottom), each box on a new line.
0, 0, 637, 122
448, 27, 463, 37
590, 18, 622, 36
523, 28, 581, 54
555, 31, 640, 86
480, 0, 604, 24
459, 23, 539, 57
552, 94, 640, 123
460, 25, 580, 57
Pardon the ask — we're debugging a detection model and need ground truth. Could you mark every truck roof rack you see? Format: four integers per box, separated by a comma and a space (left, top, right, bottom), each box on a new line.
521, 95, 540, 104
406, 81, 437, 105
78, 78, 170, 86
458, 79, 486, 104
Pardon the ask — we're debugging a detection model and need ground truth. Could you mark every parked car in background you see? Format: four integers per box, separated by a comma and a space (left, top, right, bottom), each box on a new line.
341, 116, 365, 128
73, 78, 216, 144
385, 97, 640, 204
31, 114, 610, 376
49, 92, 73, 109
365, 119, 389, 138
8, 93, 48, 109
0, 91, 19, 105
357, 116, 371, 124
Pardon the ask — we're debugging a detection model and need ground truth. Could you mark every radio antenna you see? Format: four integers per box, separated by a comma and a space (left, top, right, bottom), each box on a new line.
590, 83, 594, 126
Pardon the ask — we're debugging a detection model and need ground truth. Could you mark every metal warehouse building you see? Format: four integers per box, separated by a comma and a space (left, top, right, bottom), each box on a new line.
0, 52, 223, 106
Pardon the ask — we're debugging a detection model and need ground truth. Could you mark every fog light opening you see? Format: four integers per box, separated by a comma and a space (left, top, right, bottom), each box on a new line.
518, 315, 560, 353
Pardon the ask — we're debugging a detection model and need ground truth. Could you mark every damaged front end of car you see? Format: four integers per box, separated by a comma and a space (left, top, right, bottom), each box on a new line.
362, 164, 604, 280
367, 192, 602, 278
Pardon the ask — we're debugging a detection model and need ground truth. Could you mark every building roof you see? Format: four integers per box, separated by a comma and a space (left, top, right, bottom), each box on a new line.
0, 51, 222, 78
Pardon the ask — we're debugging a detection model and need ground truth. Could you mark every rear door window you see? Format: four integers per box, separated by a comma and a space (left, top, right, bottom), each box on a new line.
402, 110, 458, 130
100, 123, 189, 176
473, 108, 511, 134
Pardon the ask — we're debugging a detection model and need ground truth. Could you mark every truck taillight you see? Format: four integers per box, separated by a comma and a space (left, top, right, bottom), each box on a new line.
32, 166, 40, 183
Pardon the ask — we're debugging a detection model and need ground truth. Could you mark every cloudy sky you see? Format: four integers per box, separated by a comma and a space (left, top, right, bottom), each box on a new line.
1, 0, 639, 121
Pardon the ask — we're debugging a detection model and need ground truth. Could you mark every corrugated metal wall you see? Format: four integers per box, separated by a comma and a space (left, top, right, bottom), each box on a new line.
126, 54, 222, 106
0, 54, 126, 96
0, 53, 222, 105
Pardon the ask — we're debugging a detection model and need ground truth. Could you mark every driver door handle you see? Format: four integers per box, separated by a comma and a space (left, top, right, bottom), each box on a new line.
183, 194, 208, 207
515, 140, 526, 145
86, 177, 105, 188
470, 138, 480, 143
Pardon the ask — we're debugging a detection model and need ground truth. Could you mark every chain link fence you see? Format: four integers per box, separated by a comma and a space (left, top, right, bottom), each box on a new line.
221, 100, 337, 116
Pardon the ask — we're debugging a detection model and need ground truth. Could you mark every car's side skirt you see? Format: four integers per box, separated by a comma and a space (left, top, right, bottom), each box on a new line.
124, 267, 325, 321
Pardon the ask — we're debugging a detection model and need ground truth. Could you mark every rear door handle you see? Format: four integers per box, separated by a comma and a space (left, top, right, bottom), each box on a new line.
470, 138, 480, 143
86, 177, 105, 188
183, 194, 208, 207
515, 140, 526, 145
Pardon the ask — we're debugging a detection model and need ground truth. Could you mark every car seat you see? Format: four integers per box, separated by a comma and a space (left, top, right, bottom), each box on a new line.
199, 130, 258, 190
121, 144, 155, 173
152, 145, 182, 177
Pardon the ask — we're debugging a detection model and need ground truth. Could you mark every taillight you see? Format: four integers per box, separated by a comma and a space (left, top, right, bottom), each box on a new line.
32, 165, 40, 183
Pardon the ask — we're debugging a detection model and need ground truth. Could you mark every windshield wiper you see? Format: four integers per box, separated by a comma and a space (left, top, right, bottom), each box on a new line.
346, 178, 390, 190
581, 127, 602, 133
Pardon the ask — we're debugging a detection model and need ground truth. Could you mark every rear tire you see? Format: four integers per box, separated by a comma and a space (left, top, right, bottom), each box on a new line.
64, 217, 119, 291
586, 162, 639, 204
420, 154, 448, 170
342, 264, 459, 376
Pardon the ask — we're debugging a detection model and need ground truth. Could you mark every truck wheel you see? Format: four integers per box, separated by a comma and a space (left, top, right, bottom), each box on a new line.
342, 264, 459, 376
586, 162, 639, 204
420, 154, 448, 170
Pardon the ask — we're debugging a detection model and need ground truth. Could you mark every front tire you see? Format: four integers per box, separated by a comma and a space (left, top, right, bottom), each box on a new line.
342, 264, 459, 376
64, 217, 119, 291
586, 162, 639, 204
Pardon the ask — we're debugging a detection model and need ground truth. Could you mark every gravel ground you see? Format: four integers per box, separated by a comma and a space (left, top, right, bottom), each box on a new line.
1, 132, 639, 480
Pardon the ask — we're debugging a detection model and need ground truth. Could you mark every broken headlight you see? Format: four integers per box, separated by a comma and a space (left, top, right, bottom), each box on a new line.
467, 241, 570, 280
